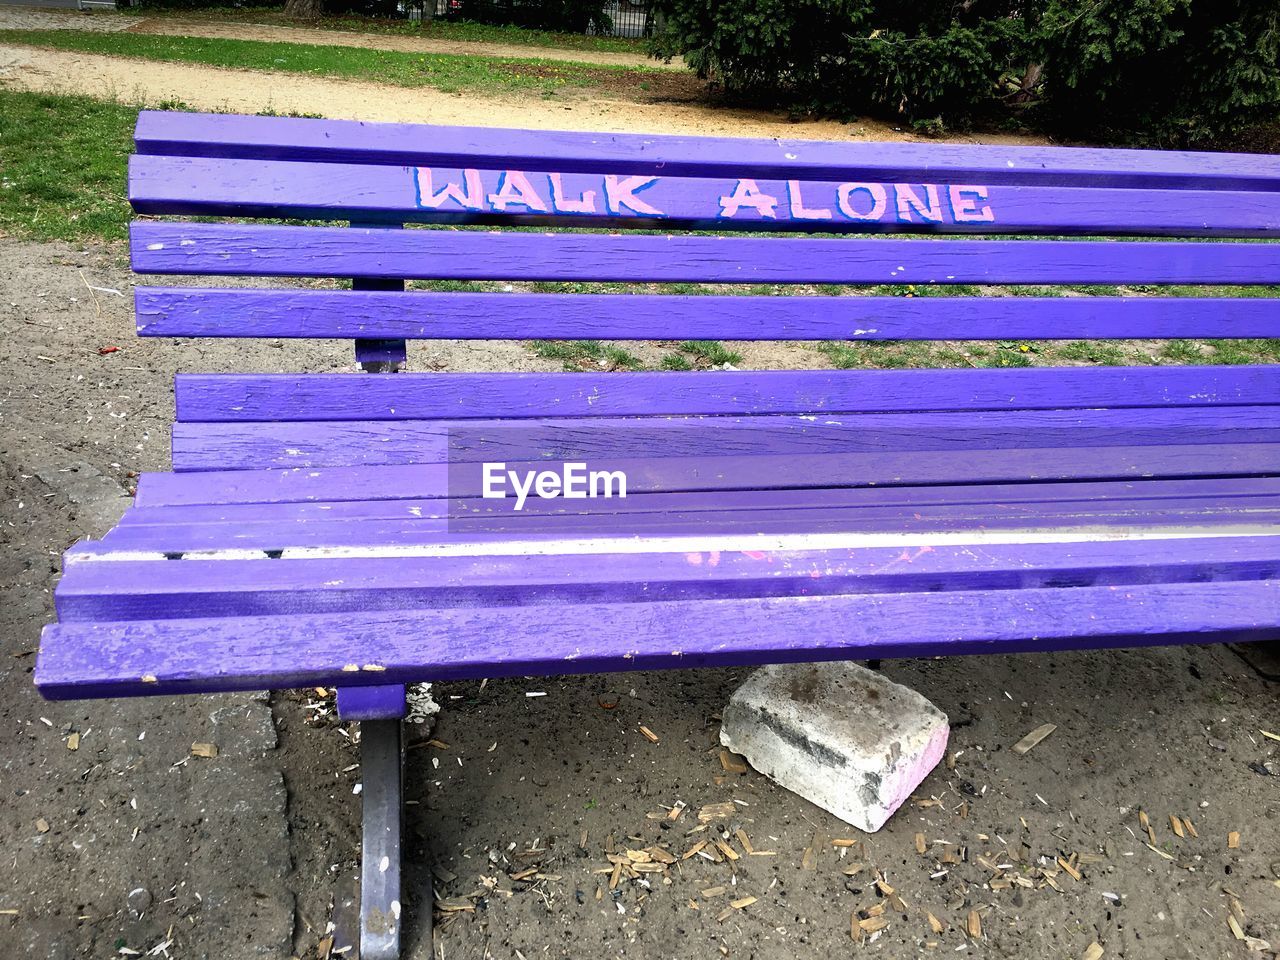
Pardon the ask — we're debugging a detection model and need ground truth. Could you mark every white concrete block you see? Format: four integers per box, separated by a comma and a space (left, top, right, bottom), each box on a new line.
719, 662, 948, 832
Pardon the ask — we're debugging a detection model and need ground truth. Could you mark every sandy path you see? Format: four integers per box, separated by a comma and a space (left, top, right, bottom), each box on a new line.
127, 16, 682, 70
0, 5, 675, 69
0, 43, 1048, 144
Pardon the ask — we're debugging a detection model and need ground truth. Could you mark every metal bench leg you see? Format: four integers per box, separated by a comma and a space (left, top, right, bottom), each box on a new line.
359, 717, 404, 960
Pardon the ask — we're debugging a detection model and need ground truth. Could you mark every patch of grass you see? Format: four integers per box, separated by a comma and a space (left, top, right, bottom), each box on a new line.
530, 280, 636, 294
1063, 284, 1123, 297
0, 91, 136, 242
0, 29, 661, 97
659, 353, 694, 371
127, 6, 648, 54
1058, 340, 1127, 365
677, 340, 743, 367
410, 279, 501, 292
1157, 338, 1280, 365
978, 350, 1035, 368
529, 339, 644, 370
1007, 285, 1065, 297
1162, 283, 1280, 299
871, 283, 983, 297
1162, 339, 1212, 364
819, 341, 976, 370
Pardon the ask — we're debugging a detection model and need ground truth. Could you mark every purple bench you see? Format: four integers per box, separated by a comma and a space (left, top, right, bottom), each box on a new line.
37, 111, 1280, 957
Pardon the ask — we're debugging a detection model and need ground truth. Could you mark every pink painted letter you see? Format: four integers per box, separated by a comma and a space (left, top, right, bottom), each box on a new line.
719, 179, 778, 219
488, 171, 551, 213
549, 173, 598, 214
836, 183, 888, 221
895, 184, 944, 223
604, 175, 663, 216
787, 180, 832, 220
949, 185, 995, 222
415, 167, 484, 211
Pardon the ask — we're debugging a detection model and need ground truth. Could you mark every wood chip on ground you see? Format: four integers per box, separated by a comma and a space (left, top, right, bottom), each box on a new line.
681, 840, 708, 860
1011, 723, 1057, 755
858, 915, 890, 935
698, 802, 736, 823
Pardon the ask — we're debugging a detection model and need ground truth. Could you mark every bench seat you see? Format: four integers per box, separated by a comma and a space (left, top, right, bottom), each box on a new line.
38, 363, 1280, 698
39, 477, 1280, 699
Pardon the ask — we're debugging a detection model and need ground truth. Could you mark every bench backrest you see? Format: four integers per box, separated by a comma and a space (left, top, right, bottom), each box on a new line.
126, 111, 1280, 444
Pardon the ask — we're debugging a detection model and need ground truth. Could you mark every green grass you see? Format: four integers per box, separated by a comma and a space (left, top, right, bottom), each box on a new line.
529, 339, 644, 370
126, 6, 648, 55
0, 92, 136, 242
0, 29, 660, 96
676, 340, 743, 367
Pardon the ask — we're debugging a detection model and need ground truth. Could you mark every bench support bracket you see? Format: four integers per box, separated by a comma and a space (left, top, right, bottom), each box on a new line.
335, 685, 410, 959
357, 716, 403, 960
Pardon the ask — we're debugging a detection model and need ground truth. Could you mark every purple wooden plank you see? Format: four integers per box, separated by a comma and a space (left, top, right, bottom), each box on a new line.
173, 367, 1280, 423
169, 407, 1280, 472
127, 155, 1280, 236
35, 578, 1280, 699
54, 536, 1280, 622
129, 222, 1280, 284
137, 288, 1280, 342
134, 464, 445, 507
71, 494, 1280, 557
128, 443, 1280, 509
132, 111, 1280, 191
336, 684, 406, 720
110, 477, 1280, 527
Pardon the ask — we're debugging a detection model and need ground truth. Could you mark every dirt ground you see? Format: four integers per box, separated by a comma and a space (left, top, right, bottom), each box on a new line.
1, 15, 1279, 960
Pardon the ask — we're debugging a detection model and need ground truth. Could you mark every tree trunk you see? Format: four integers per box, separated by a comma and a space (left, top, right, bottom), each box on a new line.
283, 0, 325, 19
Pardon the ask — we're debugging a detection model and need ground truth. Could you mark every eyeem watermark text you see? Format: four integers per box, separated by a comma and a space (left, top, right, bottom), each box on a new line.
482, 462, 628, 511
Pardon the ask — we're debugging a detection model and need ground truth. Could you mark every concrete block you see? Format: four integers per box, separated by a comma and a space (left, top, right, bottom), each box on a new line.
720, 661, 948, 832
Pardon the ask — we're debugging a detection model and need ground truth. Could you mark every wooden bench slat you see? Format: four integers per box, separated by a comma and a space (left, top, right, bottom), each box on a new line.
138, 287, 1280, 343
169, 408, 1280, 472
56, 535, 1280, 622
173, 367, 1280, 423
112, 478, 1280, 527
37, 578, 1280, 699
129, 443, 1280, 509
130, 222, 1280, 285
128, 155, 1280, 236
132, 111, 1280, 191
72, 493, 1280, 557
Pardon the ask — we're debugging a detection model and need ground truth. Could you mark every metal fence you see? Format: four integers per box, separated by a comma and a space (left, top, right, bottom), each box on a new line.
422, 0, 653, 38
599, 0, 651, 38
